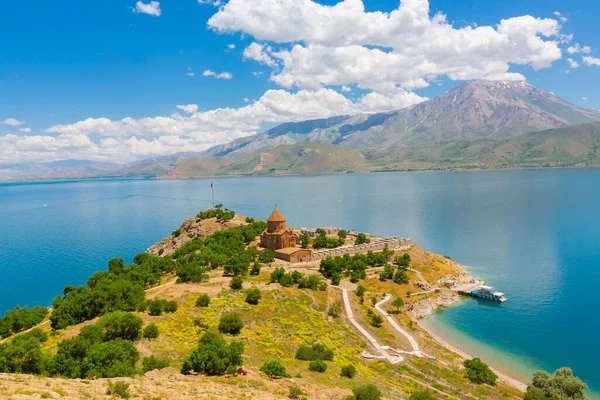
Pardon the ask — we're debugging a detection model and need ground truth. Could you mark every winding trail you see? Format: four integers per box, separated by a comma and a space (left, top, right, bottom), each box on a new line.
374, 294, 423, 356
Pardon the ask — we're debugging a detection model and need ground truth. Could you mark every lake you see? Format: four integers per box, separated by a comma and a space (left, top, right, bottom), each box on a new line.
1, 170, 599, 395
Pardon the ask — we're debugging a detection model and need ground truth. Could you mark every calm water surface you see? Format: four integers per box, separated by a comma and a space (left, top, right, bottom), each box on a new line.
1, 170, 599, 394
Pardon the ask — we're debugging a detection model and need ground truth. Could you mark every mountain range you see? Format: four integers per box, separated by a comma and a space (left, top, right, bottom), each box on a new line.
2, 80, 600, 181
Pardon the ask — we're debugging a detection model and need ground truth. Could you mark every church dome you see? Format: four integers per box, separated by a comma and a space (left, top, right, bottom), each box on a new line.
267, 208, 286, 222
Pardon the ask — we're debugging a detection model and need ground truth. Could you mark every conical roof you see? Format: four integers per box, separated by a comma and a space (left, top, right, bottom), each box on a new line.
267, 208, 286, 222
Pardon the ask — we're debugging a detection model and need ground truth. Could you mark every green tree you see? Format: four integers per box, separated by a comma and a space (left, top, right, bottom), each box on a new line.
393, 269, 410, 284
463, 358, 497, 385
82, 340, 139, 378
260, 360, 289, 378
295, 343, 334, 361
352, 383, 382, 400
355, 233, 370, 245
356, 285, 366, 297
218, 313, 243, 335
379, 264, 395, 281
394, 253, 411, 269
391, 297, 405, 313
181, 332, 244, 376
142, 323, 159, 340
338, 229, 347, 240
245, 287, 262, 305
98, 312, 142, 342
327, 301, 342, 318
148, 299, 164, 316
259, 248, 275, 264
250, 262, 261, 275
196, 294, 210, 308
340, 364, 357, 379
525, 367, 587, 400
230, 276, 244, 290
299, 234, 310, 249
409, 390, 437, 400
369, 314, 383, 328
308, 360, 327, 372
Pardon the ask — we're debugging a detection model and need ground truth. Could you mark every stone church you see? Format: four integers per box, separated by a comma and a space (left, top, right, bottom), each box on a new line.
260, 208, 312, 263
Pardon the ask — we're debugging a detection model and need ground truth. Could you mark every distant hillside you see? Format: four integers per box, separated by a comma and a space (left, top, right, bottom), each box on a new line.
202, 80, 600, 156
0, 159, 122, 181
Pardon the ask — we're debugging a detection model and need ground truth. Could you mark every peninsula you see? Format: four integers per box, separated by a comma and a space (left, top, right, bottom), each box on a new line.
0, 206, 588, 399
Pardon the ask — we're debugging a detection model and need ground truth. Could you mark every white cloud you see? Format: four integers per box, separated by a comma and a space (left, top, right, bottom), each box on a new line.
242, 97, 250, 103
227, 44, 236, 50
187, 72, 195, 77
2, 118, 24, 126
209, 0, 563, 92
202, 69, 233, 79
177, 104, 199, 114
553, 11, 567, 23
567, 58, 579, 68
341, 85, 352, 92
583, 56, 600, 66
583, 97, 588, 101
567, 43, 592, 54
198, 0, 220, 5
19, 128, 32, 133
133, 1, 161, 17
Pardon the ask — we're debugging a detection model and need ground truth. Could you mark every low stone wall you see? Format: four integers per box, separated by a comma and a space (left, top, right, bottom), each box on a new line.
310, 237, 412, 261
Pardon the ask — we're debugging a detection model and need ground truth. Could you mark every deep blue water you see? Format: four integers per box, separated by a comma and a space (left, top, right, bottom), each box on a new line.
1, 170, 599, 394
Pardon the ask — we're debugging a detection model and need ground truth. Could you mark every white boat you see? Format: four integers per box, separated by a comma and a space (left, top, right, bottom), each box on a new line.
471, 285, 507, 302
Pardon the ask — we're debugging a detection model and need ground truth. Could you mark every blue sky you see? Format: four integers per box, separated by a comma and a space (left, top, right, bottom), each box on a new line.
1, 0, 599, 163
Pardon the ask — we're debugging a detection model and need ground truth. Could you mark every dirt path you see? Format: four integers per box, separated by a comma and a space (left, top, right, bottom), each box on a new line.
374, 294, 422, 354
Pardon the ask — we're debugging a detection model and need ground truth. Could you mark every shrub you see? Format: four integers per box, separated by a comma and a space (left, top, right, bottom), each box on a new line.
98, 312, 142, 342
107, 381, 130, 399
356, 285, 366, 297
260, 360, 289, 378
279, 273, 294, 287
409, 390, 437, 400
181, 332, 244, 376
250, 262, 261, 275
393, 269, 409, 284
259, 248, 275, 263
82, 340, 139, 378
524, 367, 587, 400
355, 233, 370, 245
340, 364, 357, 379
331, 273, 342, 286
270, 267, 286, 283
369, 314, 383, 328
308, 360, 327, 372
289, 386, 304, 399
391, 297, 404, 313
142, 323, 159, 340
295, 343, 334, 361
172, 229, 181, 238
230, 276, 244, 290
148, 300, 164, 316
463, 358, 497, 385
142, 356, 170, 372
352, 383, 382, 400
245, 217, 255, 223
327, 301, 342, 318
163, 301, 178, 313
218, 313, 243, 335
245, 287, 262, 305
196, 294, 210, 308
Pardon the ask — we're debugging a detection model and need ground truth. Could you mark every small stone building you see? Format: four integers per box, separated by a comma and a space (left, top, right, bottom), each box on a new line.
260, 208, 299, 250
275, 247, 313, 263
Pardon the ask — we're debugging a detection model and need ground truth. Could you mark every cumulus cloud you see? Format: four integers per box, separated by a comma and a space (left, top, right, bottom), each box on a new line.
553, 11, 567, 23
209, 0, 563, 92
2, 118, 24, 126
176, 104, 199, 114
567, 58, 579, 68
133, 1, 161, 17
227, 44, 236, 50
583, 56, 600, 66
19, 128, 32, 133
341, 85, 352, 92
567, 44, 592, 54
202, 69, 233, 79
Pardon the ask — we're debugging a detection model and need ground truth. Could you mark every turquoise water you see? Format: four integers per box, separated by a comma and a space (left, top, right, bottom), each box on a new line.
1, 170, 599, 394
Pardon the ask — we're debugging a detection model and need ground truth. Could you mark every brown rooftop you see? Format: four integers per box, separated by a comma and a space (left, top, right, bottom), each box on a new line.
267, 208, 286, 222
274, 247, 308, 255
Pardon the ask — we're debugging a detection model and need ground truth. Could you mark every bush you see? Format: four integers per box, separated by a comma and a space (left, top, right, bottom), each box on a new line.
142, 323, 159, 340
172, 229, 181, 238
107, 381, 130, 399
409, 390, 437, 400
289, 386, 304, 399
260, 360, 289, 378
330, 273, 341, 286
308, 360, 327, 372
369, 314, 383, 328
245, 287, 262, 305
524, 367, 587, 400
352, 383, 382, 400
98, 312, 142, 342
270, 267, 286, 283
82, 340, 139, 378
148, 299, 164, 316
164, 300, 178, 313
340, 364, 357, 379
295, 343, 334, 361
259, 248, 275, 263
250, 262, 261, 275
0, 306, 48, 339
393, 269, 409, 284
356, 285, 366, 297
218, 313, 243, 335
327, 301, 342, 318
355, 233, 370, 245
142, 356, 170, 372
463, 358, 497, 385
181, 332, 244, 376
196, 294, 210, 308
230, 276, 244, 290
